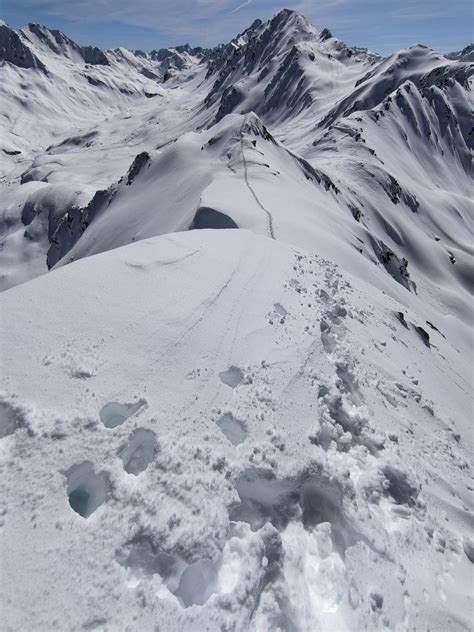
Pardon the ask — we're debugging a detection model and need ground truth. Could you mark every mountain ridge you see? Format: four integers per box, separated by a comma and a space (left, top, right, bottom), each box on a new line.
1, 10, 472, 336
0, 8, 473, 632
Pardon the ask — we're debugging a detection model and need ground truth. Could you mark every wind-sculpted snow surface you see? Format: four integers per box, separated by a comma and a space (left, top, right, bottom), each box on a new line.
1, 230, 472, 631
0, 7, 473, 632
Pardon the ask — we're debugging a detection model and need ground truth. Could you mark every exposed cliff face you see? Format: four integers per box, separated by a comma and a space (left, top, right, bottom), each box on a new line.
81, 45, 110, 65
203, 9, 382, 127
46, 189, 113, 269
445, 43, 474, 62
0, 22, 46, 70
203, 10, 321, 121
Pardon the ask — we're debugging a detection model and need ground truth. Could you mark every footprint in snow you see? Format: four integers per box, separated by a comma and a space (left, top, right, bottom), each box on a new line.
116, 535, 219, 607
119, 428, 156, 475
219, 366, 244, 389
65, 461, 110, 518
0, 401, 21, 438
217, 413, 247, 445
99, 399, 146, 428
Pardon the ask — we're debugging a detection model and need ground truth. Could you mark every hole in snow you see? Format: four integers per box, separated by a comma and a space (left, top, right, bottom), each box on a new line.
0, 402, 20, 438
116, 535, 219, 607
217, 413, 247, 445
273, 303, 288, 317
175, 559, 219, 607
116, 535, 186, 592
335, 363, 362, 406
219, 366, 244, 389
230, 468, 362, 556
65, 461, 110, 518
119, 428, 156, 475
190, 206, 239, 230
383, 465, 419, 506
229, 468, 300, 531
99, 399, 146, 428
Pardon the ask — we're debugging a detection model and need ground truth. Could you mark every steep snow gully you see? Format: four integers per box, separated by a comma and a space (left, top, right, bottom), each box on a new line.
0, 8, 473, 632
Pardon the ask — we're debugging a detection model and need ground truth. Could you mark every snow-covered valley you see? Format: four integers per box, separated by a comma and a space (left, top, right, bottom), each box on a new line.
0, 9, 473, 631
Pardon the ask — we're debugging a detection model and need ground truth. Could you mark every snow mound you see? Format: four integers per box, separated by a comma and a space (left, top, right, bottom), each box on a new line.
1, 229, 471, 630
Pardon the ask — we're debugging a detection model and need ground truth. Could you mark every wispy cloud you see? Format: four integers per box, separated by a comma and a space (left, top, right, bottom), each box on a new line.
231, 0, 252, 14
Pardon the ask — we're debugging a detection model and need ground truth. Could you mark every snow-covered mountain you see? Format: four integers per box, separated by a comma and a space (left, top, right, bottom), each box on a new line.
0, 9, 473, 632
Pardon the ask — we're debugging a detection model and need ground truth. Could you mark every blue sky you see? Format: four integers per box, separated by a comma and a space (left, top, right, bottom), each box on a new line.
2, 0, 472, 54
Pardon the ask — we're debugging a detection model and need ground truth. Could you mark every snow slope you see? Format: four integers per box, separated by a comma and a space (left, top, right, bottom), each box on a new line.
1, 230, 472, 631
0, 11, 471, 326
0, 20, 204, 183
0, 7, 473, 632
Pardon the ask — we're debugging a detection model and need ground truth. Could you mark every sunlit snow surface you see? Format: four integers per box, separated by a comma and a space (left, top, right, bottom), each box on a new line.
0, 9, 473, 632
1, 230, 472, 630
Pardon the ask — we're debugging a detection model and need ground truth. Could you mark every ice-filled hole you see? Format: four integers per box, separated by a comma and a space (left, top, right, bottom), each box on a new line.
217, 413, 247, 445
119, 428, 156, 474
65, 461, 110, 518
219, 366, 244, 388
99, 399, 146, 428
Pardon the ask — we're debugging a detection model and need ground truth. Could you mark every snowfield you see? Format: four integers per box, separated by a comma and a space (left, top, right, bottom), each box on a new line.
0, 8, 473, 632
